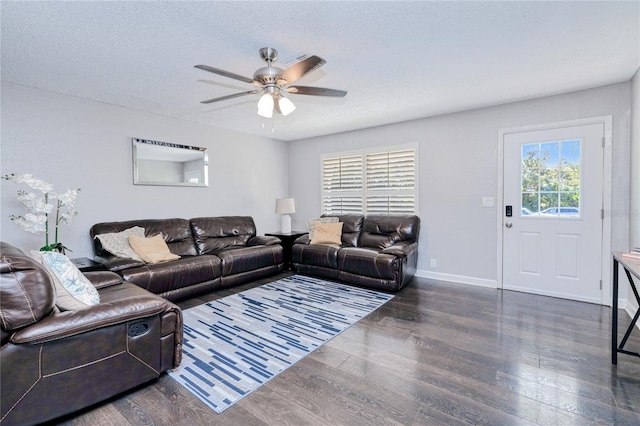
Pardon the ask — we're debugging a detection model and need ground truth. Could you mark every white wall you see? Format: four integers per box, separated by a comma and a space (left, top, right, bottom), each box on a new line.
631, 68, 640, 249
1, 82, 288, 257
628, 68, 640, 317
289, 83, 631, 290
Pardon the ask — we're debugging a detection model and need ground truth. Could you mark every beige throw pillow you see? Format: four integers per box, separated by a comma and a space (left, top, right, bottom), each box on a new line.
310, 221, 343, 246
308, 216, 339, 240
129, 234, 180, 264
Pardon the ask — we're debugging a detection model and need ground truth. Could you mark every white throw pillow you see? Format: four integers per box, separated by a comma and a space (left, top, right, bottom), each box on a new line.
32, 250, 100, 311
308, 217, 339, 240
95, 226, 145, 261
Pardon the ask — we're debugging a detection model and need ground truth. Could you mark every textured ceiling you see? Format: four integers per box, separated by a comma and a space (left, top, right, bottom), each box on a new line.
1, 1, 639, 142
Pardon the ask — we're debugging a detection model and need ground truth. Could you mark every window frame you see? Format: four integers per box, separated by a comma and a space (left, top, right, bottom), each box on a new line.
321, 143, 419, 215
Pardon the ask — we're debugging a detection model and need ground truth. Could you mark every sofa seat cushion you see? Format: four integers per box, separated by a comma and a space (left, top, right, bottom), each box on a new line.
337, 247, 398, 280
292, 243, 339, 269
217, 245, 282, 276
120, 255, 221, 295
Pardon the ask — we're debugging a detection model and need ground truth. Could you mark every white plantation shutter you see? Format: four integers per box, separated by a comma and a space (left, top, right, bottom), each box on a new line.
366, 150, 415, 190
322, 196, 364, 214
322, 146, 417, 215
366, 195, 416, 214
322, 155, 364, 214
322, 155, 362, 191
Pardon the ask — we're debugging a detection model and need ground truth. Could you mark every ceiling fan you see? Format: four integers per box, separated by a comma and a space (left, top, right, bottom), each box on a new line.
195, 47, 347, 118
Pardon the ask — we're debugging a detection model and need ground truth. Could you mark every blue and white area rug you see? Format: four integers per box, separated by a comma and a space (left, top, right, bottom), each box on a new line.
168, 275, 394, 413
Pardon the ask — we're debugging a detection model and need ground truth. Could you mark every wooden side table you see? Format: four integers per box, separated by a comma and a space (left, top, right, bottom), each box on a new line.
265, 231, 308, 270
71, 257, 106, 273
612, 251, 640, 364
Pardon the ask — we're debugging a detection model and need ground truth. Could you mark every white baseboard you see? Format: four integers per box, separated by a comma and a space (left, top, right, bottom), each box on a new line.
414, 269, 498, 288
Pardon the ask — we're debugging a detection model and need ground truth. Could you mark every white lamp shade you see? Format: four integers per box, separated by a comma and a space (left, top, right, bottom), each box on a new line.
278, 97, 296, 116
257, 93, 274, 118
275, 198, 295, 214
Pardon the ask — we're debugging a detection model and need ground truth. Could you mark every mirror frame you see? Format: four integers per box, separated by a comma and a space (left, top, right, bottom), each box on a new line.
132, 138, 209, 187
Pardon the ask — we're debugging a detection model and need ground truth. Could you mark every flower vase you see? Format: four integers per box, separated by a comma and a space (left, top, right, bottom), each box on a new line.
40, 243, 68, 255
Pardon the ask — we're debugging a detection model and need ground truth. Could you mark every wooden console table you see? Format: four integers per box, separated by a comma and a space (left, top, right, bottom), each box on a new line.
612, 252, 640, 364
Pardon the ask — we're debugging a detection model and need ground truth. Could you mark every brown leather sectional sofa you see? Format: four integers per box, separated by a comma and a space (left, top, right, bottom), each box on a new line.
90, 216, 284, 302
292, 214, 420, 291
0, 242, 183, 426
1, 214, 419, 424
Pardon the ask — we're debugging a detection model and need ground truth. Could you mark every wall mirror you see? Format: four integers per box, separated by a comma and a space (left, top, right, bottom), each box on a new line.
132, 138, 209, 187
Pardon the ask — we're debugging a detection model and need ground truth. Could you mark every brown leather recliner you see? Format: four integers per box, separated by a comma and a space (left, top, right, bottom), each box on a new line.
0, 242, 183, 426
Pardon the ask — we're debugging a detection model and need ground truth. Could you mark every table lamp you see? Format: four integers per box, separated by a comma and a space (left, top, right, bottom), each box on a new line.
275, 198, 295, 234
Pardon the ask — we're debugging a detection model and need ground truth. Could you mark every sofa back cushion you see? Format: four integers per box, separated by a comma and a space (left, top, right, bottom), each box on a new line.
321, 214, 364, 247
0, 242, 56, 336
91, 219, 197, 257
360, 215, 421, 249
190, 216, 257, 255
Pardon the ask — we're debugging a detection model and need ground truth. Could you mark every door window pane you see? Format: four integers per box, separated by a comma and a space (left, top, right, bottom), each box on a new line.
520, 139, 581, 218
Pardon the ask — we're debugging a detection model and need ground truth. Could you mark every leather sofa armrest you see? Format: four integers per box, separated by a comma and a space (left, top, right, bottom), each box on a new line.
83, 271, 123, 290
294, 235, 310, 244
11, 296, 171, 345
381, 241, 418, 258
248, 236, 281, 246
94, 254, 146, 272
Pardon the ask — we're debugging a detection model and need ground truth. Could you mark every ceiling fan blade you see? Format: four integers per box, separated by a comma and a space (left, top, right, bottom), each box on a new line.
276, 55, 326, 85
286, 86, 347, 97
200, 90, 261, 104
194, 65, 255, 84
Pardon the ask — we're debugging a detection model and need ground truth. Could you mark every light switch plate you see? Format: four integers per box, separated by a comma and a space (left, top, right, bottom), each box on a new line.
482, 196, 494, 207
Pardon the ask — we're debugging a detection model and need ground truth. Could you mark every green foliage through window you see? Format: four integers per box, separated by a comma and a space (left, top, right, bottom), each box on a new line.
521, 140, 580, 216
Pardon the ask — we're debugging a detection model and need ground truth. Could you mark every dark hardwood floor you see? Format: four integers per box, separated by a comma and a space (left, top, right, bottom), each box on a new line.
53, 273, 640, 425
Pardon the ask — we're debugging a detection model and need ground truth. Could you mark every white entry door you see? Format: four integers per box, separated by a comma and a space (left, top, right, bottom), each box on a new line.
503, 123, 604, 303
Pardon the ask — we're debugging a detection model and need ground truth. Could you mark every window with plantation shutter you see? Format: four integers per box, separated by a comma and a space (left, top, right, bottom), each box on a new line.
321, 145, 418, 215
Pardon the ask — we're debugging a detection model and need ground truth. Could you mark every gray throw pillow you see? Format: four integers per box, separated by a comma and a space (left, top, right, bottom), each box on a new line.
95, 226, 145, 261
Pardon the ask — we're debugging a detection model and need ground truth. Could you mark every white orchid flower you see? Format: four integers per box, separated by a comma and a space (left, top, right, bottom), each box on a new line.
3, 173, 80, 250
10, 213, 47, 234
59, 210, 78, 224
5, 173, 53, 193
57, 189, 79, 206
16, 191, 54, 214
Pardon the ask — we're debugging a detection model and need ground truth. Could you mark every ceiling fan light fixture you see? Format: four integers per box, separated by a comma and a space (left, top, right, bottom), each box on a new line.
257, 93, 274, 118
278, 96, 296, 116
196, 47, 347, 117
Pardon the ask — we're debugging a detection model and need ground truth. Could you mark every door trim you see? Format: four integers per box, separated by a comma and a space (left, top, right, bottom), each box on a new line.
497, 116, 613, 305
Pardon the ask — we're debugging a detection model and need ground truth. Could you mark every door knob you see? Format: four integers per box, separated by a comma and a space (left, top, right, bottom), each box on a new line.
505, 222, 513, 228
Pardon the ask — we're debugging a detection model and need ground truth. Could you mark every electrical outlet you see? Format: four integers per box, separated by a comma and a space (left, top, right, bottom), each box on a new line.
430, 259, 437, 268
